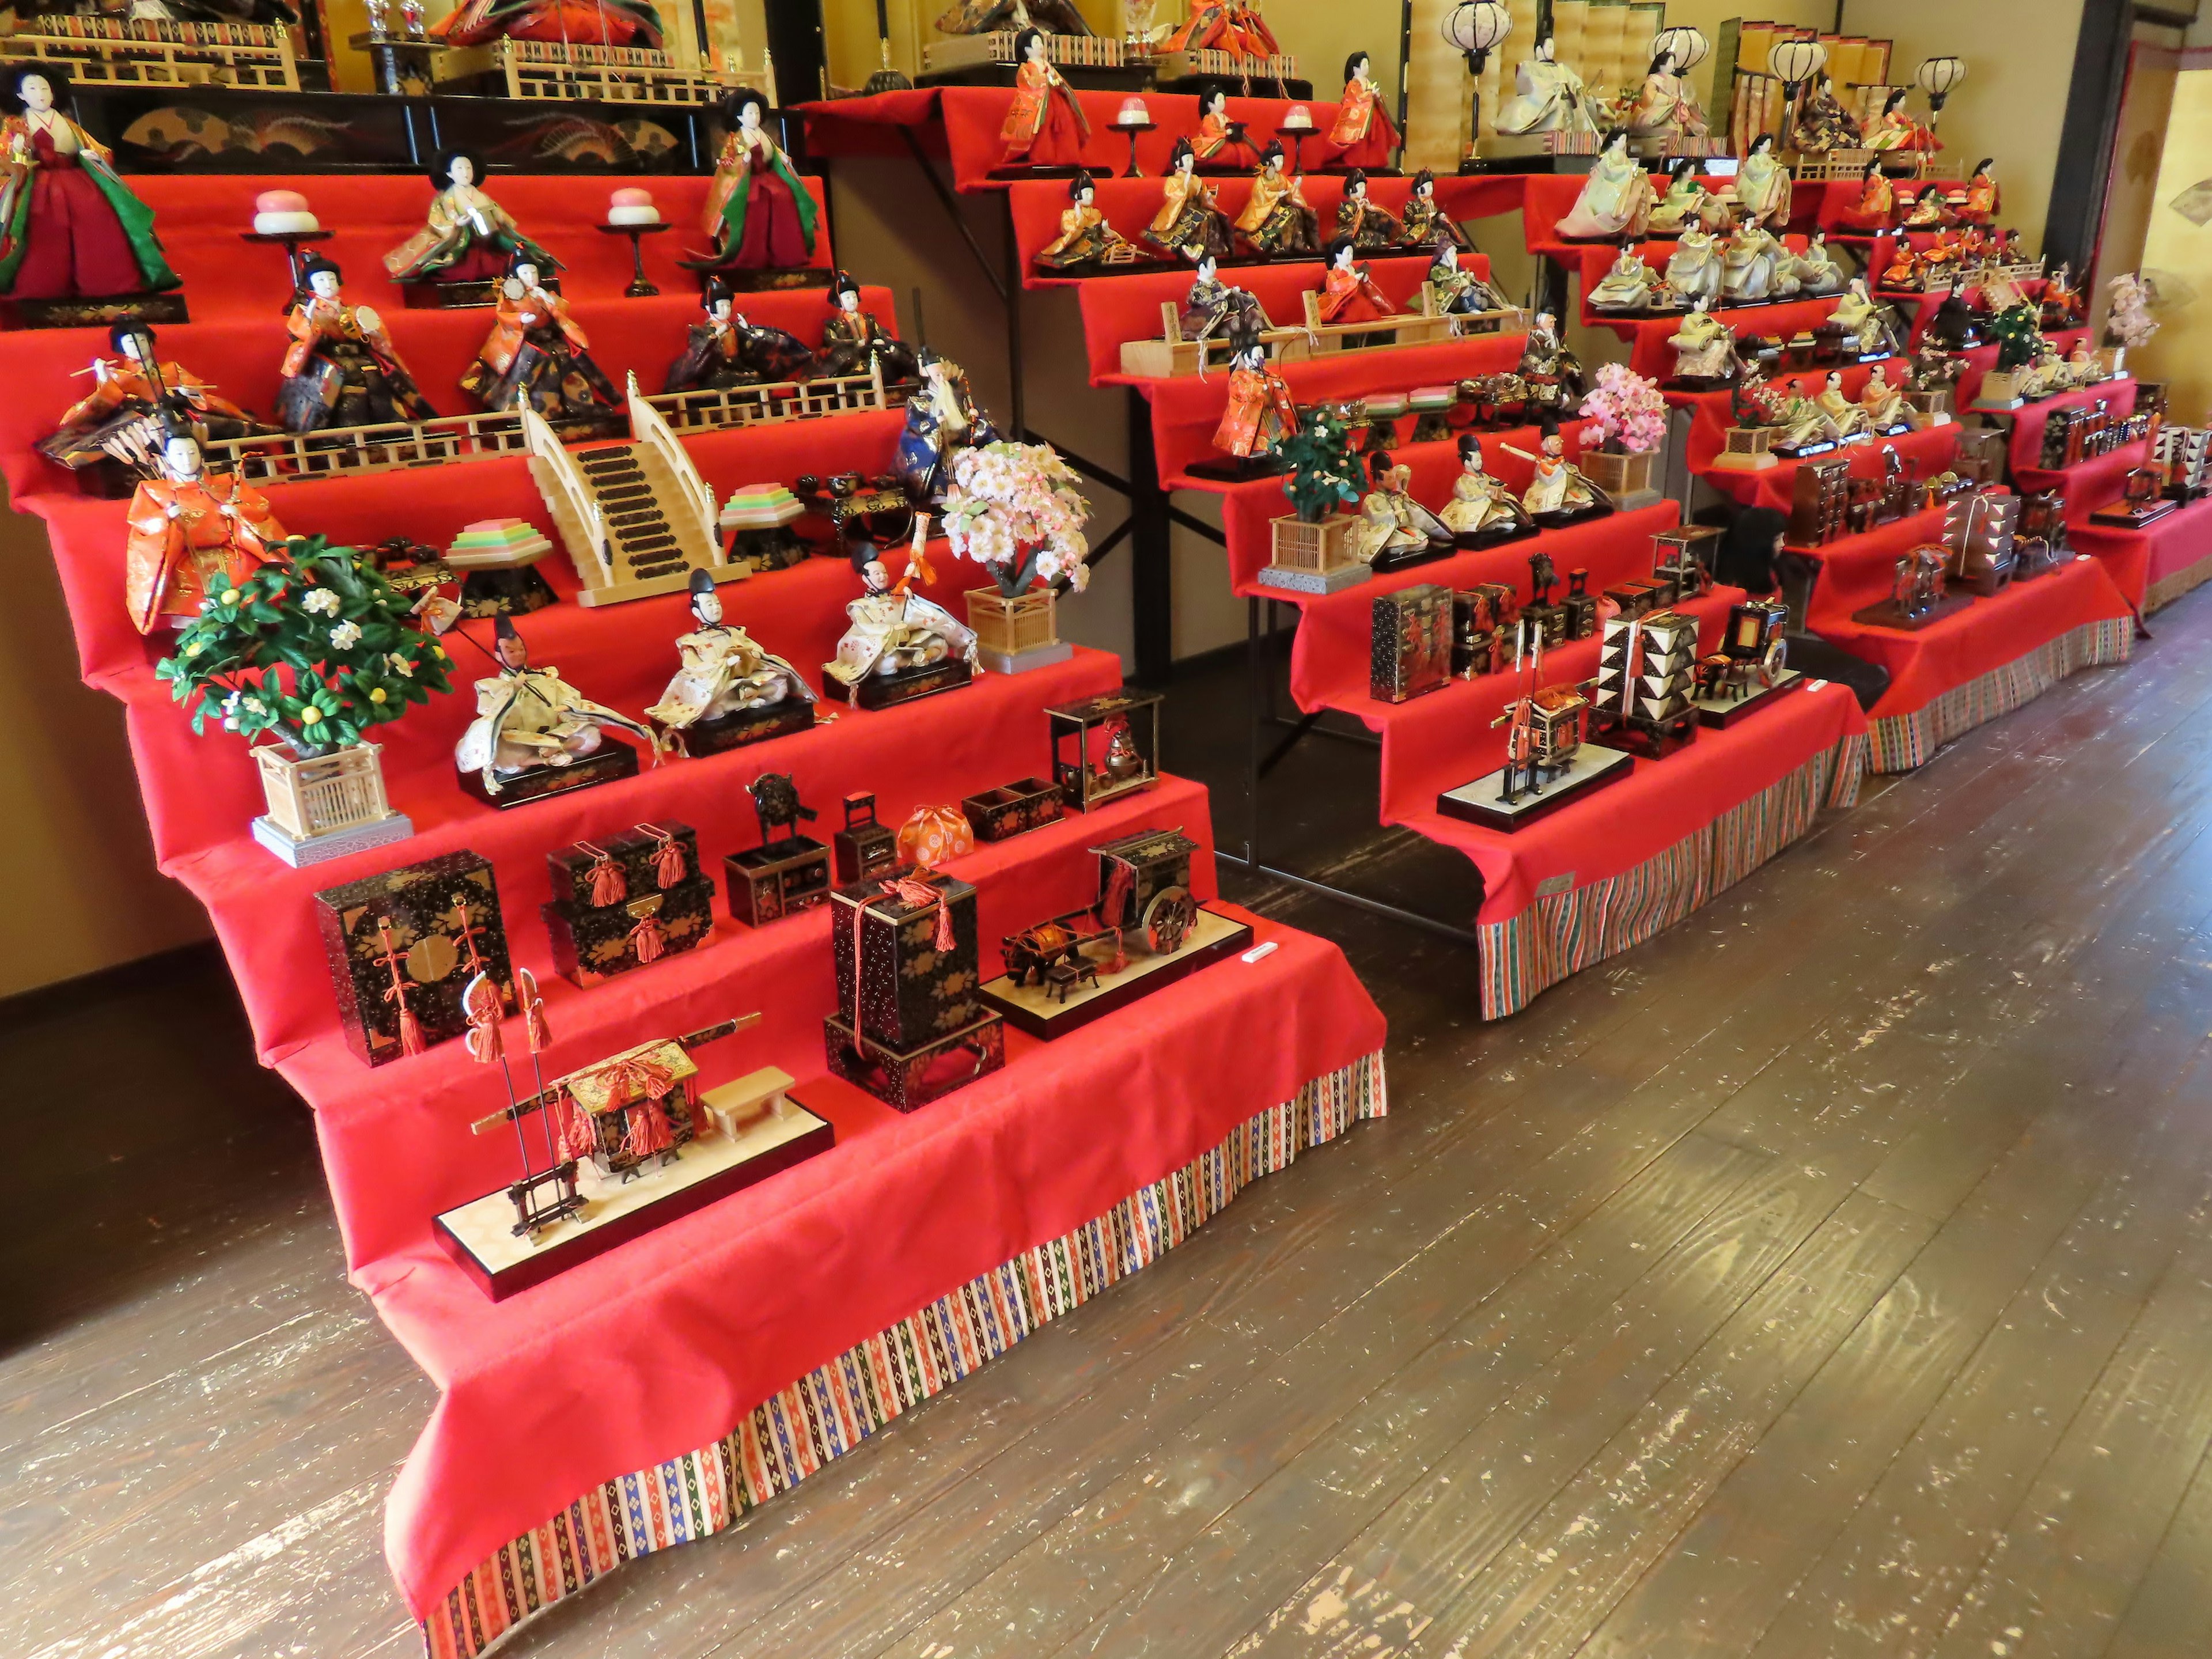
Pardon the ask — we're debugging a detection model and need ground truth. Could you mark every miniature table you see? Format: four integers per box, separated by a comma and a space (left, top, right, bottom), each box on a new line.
597, 221, 673, 298
347, 29, 441, 96
1111, 117, 1157, 177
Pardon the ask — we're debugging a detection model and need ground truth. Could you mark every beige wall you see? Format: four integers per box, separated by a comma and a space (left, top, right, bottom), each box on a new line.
2131, 62, 2212, 423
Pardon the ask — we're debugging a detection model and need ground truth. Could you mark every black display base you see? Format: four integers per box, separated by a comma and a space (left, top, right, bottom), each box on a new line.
831, 657, 975, 710
660, 700, 816, 757
824, 1010, 1006, 1113
686, 266, 836, 292
1452, 520, 1538, 551
1594, 708, 1699, 760
979, 908, 1254, 1039
459, 565, 559, 618
987, 164, 1087, 181
1664, 373, 1735, 393
1850, 593, 1976, 632
1186, 453, 1290, 482
1369, 539, 1455, 574
402, 279, 504, 310
456, 739, 641, 808
2090, 501, 2180, 529
3, 290, 187, 331
1772, 440, 1840, 460
1533, 504, 1613, 531
1435, 744, 1635, 831
1035, 252, 1180, 279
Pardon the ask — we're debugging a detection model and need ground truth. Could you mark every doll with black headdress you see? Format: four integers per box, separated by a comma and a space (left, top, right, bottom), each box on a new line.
666, 281, 762, 394
1333, 170, 1403, 251
1426, 242, 1508, 317
1396, 169, 1471, 252
646, 570, 817, 755
384, 148, 558, 296
818, 270, 914, 383
459, 251, 619, 427
1035, 172, 1143, 272
1513, 418, 1608, 524
43, 320, 269, 476
456, 613, 660, 804
1143, 138, 1236, 263
1233, 141, 1319, 257
824, 530, 977, 706
684, 89, 817, 282
276, 255, 435, 434
896, 350, 1000, 504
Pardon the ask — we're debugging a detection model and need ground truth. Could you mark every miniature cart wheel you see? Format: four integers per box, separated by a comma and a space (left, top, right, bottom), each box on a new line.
1762, 635, 1789, 685
1142, 886, 1198, 954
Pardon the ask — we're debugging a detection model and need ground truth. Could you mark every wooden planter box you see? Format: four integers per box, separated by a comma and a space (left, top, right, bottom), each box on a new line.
1712, 427, 1778, 472
1271, 514, 1356, 571
965, 587, 1069, 674
1581, 446, 1658, 500
1974, 370, 2030, 410
252, 742, 413, 866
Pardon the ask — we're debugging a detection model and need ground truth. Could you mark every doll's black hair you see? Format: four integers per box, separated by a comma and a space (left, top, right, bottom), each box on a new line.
2, 59, 69, 109
1368, 449, 1395, 482
828, 268, 862, 302
1199, 81, 1228, 112
1343, 167, 1368, 194
505, 247, 544, 278
1748, 132, 1775, 155
1170, 135, 1196, 169
156, 393, 198, 444
1600, 124, 1630, 153
1012, 25, 1046, 62
702, 276, 734, 310
107, 319, 156, 354
1342, 50, 1368, 82
298, 252, 344, 286
1069, 170, 1097, 199
723, 87, 768, 124
1883, 87, 1910, 114
1323, 233, 1357, 266
1647, 47, 1675, 76
429, 146, 487, 191
1259, 138, 1286, 166
1410, 166, 1435, 193
1971, 156, 1994, 178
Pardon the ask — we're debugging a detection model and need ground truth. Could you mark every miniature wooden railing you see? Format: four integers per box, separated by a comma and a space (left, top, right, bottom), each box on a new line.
639, 362, 895, 432
1118, 301, 1303, 378
202, 408, 530, 484
521, 403, 613, 586
0, 12, 298, 89
1294, 290, 1455, 357
1419, 283, 1528, 337
627, 374, 719, 563
924, 29, 1125, 72
436, 36, 737, 106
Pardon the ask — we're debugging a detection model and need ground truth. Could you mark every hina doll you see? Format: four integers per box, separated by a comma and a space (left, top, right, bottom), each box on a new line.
1354, 454, 1450, 566
1517, 313, 1585, 410
896, 350, 1000, 503
1623, 48, 1709, 145
1880, 238, 1925, 291
1439, 435, 1533, 541
1815, 369, 1871, 438
1233, 143, 1319, 256
1721, 224, 1783, 304
1648, 158, 1728, 235
1668, 301, 1735, 382
1163, 0, 1280, 58
1315, 237, 1398, 324
1662, 226, 1724, 309
999, 28, 1090, 170
1835, 158, 1896, 233
1209, 323, 1297, 468
1, 66, 180, 305
1427, 243, 1506, 316
459, 255, 620, 424
825, 531, 978, 698
1518, 422, 1604, 519
434, 0, 662, 47
1324, 51, 1397, 171
456, 615, 661, 798
1145, 139, 1236, 263
1493, 35, 1598, 138
1731, 135, 1790, 230
1555, 130, 1655, 241
688, 89, 817, 278
817, 272, 912, 384
1334, 171, 1403, 251
1790, 74, 1862, 153
1864, 88, 1938, 153
2042, 264, 2086, 329
1179, 255, 1273, 346
384, 150, 558, 290
41, 321, 264, 471
1589, 241, 1660, 312
646, 570, 816, 753
276, 256, 435, 434
667, 282, 762, 393
1960, 160, 1998, 224
1191, 85, 1250, 169
1036, 172, 1142, 271
123, 404, 285, 634
1398, 171, 1471, 252
1830, 279, 1898, 358
1783, 232, 1846, 296
937, 0, 1091, 33
1772, 384, 1839, 452
1859, 363, 1910, 431
1900, 186, 1954, 230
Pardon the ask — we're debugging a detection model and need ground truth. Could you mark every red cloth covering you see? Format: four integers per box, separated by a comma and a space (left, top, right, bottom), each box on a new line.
1699, 423, 1964, 514
1814, 176, 1996, 235
2014, 441, 2153, 523
1522, 173, 1827, 259
1623, 291, 1848, 380
1010, 172, 1516, 291
1074, 251, 1491, 385
1135, 325, 1529, 487
1575, 234, 1809, 336
2072, 492, 2212, 608
1793, 505, 2135, 719
1994, 376, 2139, 486
1220, 419, 1599, 595
801, 88, 1440, 195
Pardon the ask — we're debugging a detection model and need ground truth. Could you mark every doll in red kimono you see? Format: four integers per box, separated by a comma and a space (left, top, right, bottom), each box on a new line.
1315, 237, 1399, 324
999, 27, 1090, 169
1323, 51, 1398, 171
123, 403, 286, 635
458, 254, 619, 424
1209, 323, 1297, 466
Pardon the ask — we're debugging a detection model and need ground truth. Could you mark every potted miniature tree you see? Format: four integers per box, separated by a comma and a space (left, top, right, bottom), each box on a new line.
1262, 401, 1366, 592
1975, 302, 2045, 410
941, 440, 1091, 673
157, 535, 455, 865
1714, 369, 1783, 471
1577, 362, 1669, 499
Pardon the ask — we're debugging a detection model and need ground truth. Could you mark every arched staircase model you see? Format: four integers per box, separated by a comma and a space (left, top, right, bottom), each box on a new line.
524, 378, 748, 608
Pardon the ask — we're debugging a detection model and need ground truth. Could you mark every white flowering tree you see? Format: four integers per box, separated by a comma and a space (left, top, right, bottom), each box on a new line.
939, 441, 1092, 598
156, 535, 453, 756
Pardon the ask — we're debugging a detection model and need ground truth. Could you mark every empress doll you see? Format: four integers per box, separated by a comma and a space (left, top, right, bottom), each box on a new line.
1145, 140, 1236, 263
999, 28, 1090, 169
1555, 130, 1654, 241
384, 149, 558, 288
1, 65, 179, 304
1622, 48, 1709, 144
1324, 51, 1397, 171
687, 89, 817, 276
1864, 88, 1938, 153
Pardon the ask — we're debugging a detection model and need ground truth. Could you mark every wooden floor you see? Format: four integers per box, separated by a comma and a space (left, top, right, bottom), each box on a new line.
11, 590, 2212, 1659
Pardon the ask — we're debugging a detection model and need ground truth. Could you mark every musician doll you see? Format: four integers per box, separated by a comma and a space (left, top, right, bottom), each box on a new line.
276, 255, 436, 435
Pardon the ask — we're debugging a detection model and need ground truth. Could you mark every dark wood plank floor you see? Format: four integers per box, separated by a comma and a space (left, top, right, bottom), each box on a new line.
10, 589, 2212, 1659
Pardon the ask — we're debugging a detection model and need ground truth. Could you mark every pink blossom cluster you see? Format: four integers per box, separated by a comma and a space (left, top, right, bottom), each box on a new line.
942, 441, 1093, 592
1578, 361, 1668, 456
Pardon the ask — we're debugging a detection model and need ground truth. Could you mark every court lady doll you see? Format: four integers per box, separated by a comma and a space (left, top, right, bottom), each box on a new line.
1397, 169, 1471, 252
1000, 26, 1090, 170
1315, 236, 1398, 324
1961, 160, 1998, 224
1647, 158, 1708, 234
1144, 138, 1236, 263
690, 89, 817, 278
1191, 84, 1248, 169
1334, 170, 1403, 250
818, 271, 914, 383
1555, 130, 1654, 241
1036, 172, 1142, 271
384, 149, 558, 291
1864, 88, 1937, 153
1324, 51, 1398, 171
459, 253, 619, 424
1732, 135, 1789, 230
1623, 47, 1709, 144
276, 256, 435, 434
1233, 141, 1319, 256
0, 65, 180, 308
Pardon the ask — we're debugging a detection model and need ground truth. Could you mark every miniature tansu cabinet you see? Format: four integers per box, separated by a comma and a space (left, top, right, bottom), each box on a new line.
961, 776, 1064, 842
726, 774, 834, 926
826, 865, 1006, 1113
1370, 584, 1453, 703
542, 822, 714, 987
315, 851, 510, 1067
1050, 689, 1162, 811
833, 791, 901, 885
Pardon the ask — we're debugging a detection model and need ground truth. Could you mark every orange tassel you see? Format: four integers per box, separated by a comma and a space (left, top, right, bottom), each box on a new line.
578, 842, 625, 907
397, 1006, 427, 1057
639, 824, 688, 888
630, 914, 665, 964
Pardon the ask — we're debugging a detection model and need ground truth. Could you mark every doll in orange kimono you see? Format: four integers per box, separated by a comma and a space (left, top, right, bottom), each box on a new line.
999, 27, 1090, 169
458, 254, 619, 424
1323, 51, 1397, 171
1835, 158, 1896, 233
1315, 237, 1399, 324
1209, 323, 1297, 467
123, 404, 285, 635
1960, 159, 1998, 224
41, 320, 267, 473
1164, 0, 1280, 59
1191, 85, 1256, 171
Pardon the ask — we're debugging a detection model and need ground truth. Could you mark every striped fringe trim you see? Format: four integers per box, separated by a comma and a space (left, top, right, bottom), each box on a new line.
1476, 734, 1865, 1020
422, 1050, 1389, 1659
2145, 551, 2212, 616
1865, 618, 2135, 773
